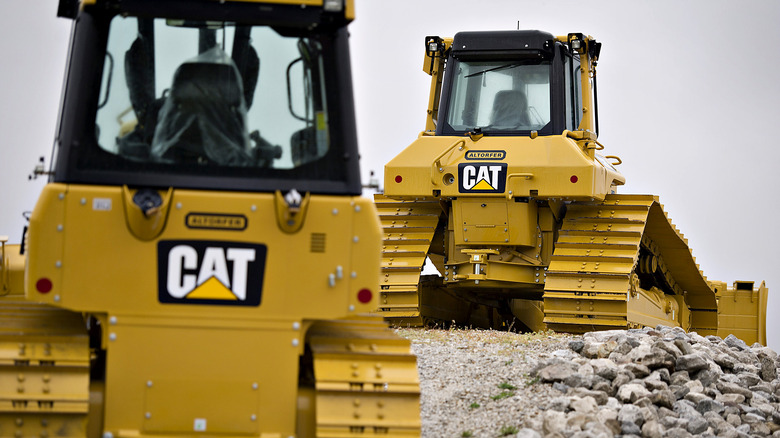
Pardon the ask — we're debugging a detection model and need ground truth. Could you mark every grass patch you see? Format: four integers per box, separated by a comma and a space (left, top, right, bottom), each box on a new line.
461, 431, 473, 438
490, 391, 513, 401
499, 425, 519, 436
497, 382, 516, 390
469, 402, 480, 409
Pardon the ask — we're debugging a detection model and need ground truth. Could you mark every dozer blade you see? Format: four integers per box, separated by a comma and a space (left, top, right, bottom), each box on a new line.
543, 194, 718, 335
0, 299, 91, 437
374, 195, 441, 326
307, 316, 420, 437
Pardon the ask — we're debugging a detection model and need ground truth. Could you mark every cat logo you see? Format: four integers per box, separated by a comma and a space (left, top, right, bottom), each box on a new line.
458, 163, 507, 193
158, 240, 266, 306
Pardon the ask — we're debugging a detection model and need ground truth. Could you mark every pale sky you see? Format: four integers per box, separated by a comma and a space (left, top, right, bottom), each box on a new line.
1, 0, 778, 349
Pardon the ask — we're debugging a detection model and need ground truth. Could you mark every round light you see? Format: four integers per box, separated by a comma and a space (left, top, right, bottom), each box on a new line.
395, 175, 403, 183
36, 278, 53, 294
357, 288, 373, 304
570, 175, 578, 183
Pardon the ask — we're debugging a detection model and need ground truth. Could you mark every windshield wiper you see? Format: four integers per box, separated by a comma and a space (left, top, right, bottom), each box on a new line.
464, 63, 522, 78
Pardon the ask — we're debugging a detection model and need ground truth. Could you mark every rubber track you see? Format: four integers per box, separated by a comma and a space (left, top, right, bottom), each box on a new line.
543, 194, 715, 333
308, 316, 420, 437
0, 300, 90, 437
373, 195, 441, 324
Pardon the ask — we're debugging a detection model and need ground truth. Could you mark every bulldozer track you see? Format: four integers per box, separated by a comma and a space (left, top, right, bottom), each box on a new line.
543, 194, 717, 334
374, 195, 441, 325
0, 300, 91, 437
308, 316, 420, 437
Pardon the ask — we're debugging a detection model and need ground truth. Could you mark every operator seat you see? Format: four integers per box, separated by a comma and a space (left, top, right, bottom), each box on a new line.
490, 90, 531, 128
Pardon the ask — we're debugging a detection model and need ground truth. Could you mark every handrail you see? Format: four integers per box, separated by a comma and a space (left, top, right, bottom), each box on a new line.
605, 155, 622, 166
505, 173, 534, 200
430, 138, 467, 184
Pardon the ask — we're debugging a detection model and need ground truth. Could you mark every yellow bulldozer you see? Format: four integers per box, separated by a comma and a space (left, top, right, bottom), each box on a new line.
375, 31, 768, 345
0, 1, 420, 436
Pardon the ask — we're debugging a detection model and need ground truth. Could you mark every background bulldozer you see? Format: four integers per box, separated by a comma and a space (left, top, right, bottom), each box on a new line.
0, 1, 420, 436
374, 30, 768, 345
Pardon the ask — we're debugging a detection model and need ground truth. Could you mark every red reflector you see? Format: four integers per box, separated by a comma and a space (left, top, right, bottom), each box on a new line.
36, 278, 53, 294
357, 288, 373, 304
395, 175, 403, 183
570, 175, 578, 183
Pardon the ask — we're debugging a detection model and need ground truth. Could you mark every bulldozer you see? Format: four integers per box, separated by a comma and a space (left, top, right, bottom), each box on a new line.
374, 30, 768, 345
0, 0, 420, 436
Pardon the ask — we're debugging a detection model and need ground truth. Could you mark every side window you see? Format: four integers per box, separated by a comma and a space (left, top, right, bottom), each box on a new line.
563, 54, 584, 131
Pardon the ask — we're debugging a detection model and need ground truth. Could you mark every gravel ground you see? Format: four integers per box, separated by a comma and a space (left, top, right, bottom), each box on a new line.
397, 328, 579, 438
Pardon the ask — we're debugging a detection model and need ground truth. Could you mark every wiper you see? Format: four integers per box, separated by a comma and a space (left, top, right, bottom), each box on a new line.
464, 63, 522, 78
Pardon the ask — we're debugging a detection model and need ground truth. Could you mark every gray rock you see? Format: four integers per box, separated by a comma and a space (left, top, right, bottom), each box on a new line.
620, 420, 641, 435
641, 420, 664, 438
616, 383, 650, 403
665, 427, 694, 438
726, 413, 741, 426
676, 353, 709, 373
715, 421, 739, 438
684, 391, 710, 405
542, 410, 566, 435
618, 403, 644, 427
651, 389, 676, 409
569, 388, 608, 405
514, 428, 542, 438
552, 382, 569, 393
671, 384, 690, 400
590, 358, 617, 381
696, 398, 725, 415
569, 339, 585, 353
686, 415, 708, 434
538, 362, 578, 382
675, 338, 694, 355
741, 412, 766, 424
670, 371, 690, 386
570, 396, 598, 414
760, 355, 778, 381
724, 334, 749, 352
716, 393, 746, 405
714, 352, 737, 371
717, 381, 753, 401
693, 369, 720, 388
623, 362, 651, 379
738, 371, 762, 388
643, 378, 667, 392
548, 396, 570, 412
750, 421, 772, 436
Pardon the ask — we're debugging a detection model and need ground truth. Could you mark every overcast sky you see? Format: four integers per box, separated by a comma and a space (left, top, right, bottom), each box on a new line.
1, 0, 778, 349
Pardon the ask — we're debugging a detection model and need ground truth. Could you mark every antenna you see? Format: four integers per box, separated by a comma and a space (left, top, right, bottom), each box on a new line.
517, 21, 520, 30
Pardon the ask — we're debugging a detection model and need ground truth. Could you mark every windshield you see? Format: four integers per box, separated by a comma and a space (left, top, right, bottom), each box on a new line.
93, 16, 331, 172
444, 60, 551, 133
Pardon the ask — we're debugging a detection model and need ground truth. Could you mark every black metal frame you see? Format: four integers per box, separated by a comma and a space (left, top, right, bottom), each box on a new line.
52, 0, 363, 195
435, 30, 574, 138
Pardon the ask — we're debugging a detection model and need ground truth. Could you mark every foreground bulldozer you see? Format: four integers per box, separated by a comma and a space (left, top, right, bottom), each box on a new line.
0, 1, 420, 436
375, 30, 768, 345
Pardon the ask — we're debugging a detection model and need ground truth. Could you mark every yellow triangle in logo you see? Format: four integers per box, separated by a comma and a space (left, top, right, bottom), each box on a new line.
186, 277, 238, 300
472, 179, 496, 191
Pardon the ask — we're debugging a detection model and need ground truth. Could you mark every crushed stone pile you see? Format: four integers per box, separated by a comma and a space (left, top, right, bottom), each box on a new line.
402, 326, 780, 438
526, 327, 780, 437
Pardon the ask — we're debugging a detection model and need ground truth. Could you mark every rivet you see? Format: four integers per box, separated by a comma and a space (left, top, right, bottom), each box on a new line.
251, 414, 257, 421
292, 322, 300, 330
252, 382, 259, 390
355, 205, 361, 212
57, 225, 63, 232
110, 316, 117, 325
292, 339, 299, 347
332, 208, 339, 215
58, 193, 65, 200
145, 412, 151, 419
176, 202, 182, 209
353, 236, 359, 243
53, 295, 61, 302
348, 305, 355, 312
55, 261, 62, 268
251, 205, 257, 212
109, 333, 116, 341
351, 271, 357, 278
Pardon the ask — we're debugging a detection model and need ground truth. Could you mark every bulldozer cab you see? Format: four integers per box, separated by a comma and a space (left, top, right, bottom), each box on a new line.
54, 0, 362, 195
431, 31, 598, 138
